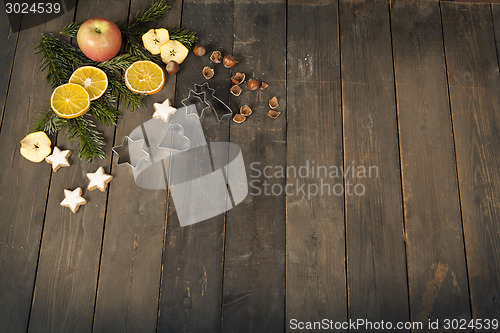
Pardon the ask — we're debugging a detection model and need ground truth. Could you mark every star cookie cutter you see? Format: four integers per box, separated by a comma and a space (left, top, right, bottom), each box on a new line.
112, 136, 150, 170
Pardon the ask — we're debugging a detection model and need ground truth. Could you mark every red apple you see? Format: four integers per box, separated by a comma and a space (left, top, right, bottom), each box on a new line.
77, 18, 122, 62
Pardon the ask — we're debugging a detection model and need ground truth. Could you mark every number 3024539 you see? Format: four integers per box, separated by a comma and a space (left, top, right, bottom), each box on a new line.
5, 3, 61, 14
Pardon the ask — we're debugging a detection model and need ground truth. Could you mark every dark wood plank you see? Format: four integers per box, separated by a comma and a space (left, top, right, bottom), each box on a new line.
0, 4, 78, 332
91, 1, 182, 332
0, 7, 21, 131
285, 0, 346, 330
27, 1, 130, 332
441, 1, 500, 320
493, 4, 500, 67
221, 0, 287, 331
157, 0, 232, 331
391, 0, 472, 325
443, 0, 500, 4
339, 0, 410, 323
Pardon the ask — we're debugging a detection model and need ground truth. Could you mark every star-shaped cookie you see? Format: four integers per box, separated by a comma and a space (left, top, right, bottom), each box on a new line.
45, 146, 71, 172
60, 187, 87, 214
153, 98, 177, 123
87, 167, 113, 192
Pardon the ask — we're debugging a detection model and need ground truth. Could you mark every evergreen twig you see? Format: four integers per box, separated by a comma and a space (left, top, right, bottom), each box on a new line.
60, 21, 82, 37
108, 80, 144, 110
64, 117, 105, 160
126, 0, 170, 29
32, 107, 61, 135
90, 95, 122, 126
168, 27, 198, 50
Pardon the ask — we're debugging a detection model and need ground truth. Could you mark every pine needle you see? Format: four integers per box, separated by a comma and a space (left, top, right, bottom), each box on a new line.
168, 27, 198, 50
60, 21, 81, 37
32, 107, 60, 135
127, 0, 171, 29
64, 116, 106, 161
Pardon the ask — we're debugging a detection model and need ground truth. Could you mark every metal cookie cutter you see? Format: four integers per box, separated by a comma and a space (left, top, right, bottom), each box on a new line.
181, 82, 233, 122
112, 136, 150, 170
113, 85, 247, 227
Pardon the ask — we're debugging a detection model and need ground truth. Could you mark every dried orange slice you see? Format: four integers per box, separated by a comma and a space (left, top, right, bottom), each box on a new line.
50, 83, 90, 119
69, 66, 108, 101
124, 60, 165, 95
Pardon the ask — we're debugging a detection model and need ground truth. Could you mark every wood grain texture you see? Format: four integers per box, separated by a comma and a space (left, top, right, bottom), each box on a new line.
27, 1, 129, 332
441, 2, 500, 320
391, 0, 472, 326
339, 0, 410, 323
221, 0, 287, 331
285, 1, 346, 331
157, 0, 232, 331
91, 1, 182, 332
495, 4, 500, 67
0, 7, 21, 131
0, 4, 77, 332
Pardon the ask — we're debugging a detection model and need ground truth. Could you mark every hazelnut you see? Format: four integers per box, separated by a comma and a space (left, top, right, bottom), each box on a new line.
231, 72, 245, 85
268, 110, 281, 119
248, 79, 259, 91
223, 54, 237, 68
260, 82, 269, 90
230, 85, 242, 96
269, 96, 279, 109
193, 44, 206, 57
202, 66, 214, 80
166, 61, 179, 75
240, 105, 252, 116
210, 51, 222, 63
233, 114, 246, 123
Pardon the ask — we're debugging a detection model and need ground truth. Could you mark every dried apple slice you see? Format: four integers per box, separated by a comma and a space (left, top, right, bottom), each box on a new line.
20, 131, 52, 163
160, 40, 189, 64
142, 28, 170, 55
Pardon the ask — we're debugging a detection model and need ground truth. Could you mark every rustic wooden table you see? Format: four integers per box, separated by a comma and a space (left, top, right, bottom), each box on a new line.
1, 0, 499, 332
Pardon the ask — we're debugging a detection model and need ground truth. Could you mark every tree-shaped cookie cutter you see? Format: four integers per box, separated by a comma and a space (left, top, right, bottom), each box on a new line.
181, 82, 233, 122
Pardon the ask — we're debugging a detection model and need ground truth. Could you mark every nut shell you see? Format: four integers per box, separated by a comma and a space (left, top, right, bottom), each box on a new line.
193, 44, 206, 56
231, 72, 246, 85
223, 54, 237, 68
269, 96, 279, 109
233, 114, 246, 123
260, 82, 269, 90
240, 105, 252, 116
202, 66, 214, 80
230, 85, 242, 96
210, 51, 222, 63
268, 110, 281, 119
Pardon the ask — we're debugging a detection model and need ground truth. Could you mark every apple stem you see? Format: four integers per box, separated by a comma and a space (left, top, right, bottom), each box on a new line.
94, 27, 101, 34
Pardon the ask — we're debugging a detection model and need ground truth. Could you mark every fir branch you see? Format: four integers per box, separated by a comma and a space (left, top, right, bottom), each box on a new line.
108, 79, 144, 110
169, 28, 198, 50
37, 34, 80, 87
97, 53, 140, 77
89, 96, 122, 126
123, 34, 164, 65
32, 107, 61, 135
125, 0, 170, 30
63, 116, 105, 161
60, 21, 82, 37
